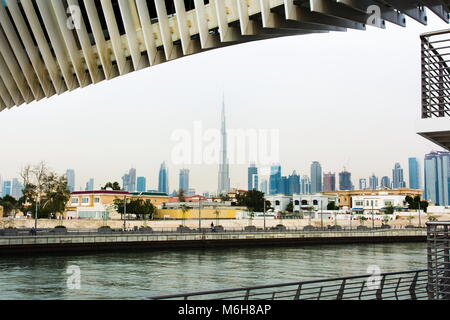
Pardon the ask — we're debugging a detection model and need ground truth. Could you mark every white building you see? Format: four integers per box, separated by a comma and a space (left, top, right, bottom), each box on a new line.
265, 195, 292, 213
351, 193, 407, 214
292, 194, 338, 212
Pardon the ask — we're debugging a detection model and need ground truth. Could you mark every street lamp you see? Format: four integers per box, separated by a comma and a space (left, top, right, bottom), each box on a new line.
198, 197, 202, 232
263, 195, 266, 231
418, 200, 421, 227
123, 195, 127, 231
34, 195, 40, 231
371, 201, 374, 230
320, 200, 323, 230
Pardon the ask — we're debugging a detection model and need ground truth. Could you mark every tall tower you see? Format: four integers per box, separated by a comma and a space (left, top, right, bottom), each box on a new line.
218, 96, 230, 196
158, 162, 169, 194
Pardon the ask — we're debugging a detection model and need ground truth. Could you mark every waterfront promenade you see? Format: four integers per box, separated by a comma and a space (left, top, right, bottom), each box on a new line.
0, 228, 426, 255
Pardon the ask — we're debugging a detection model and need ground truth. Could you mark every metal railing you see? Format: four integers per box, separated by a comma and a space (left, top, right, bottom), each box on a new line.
149, 269, 429, 300
427, 221, 450, 300
421, 29, 450, 118
0, 225, 425, 237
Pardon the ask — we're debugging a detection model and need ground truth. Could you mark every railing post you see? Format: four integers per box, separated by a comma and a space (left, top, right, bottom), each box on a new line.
244, 289, 250, 300
293, 284, 302, 300
376, 275, 386, 300
409, 272, 419, 300
336, 279, 346, 300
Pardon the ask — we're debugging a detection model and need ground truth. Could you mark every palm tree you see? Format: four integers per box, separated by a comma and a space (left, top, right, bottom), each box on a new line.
180, 204, 190, 227
359, 216, 368, 226
214, 207, 220, 226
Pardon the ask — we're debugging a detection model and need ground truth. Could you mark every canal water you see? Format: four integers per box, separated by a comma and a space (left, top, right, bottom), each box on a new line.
0, 242, 426, 300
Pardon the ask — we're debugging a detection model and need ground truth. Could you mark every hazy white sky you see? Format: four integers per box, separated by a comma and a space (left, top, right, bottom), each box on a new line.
0, 14, 448, 193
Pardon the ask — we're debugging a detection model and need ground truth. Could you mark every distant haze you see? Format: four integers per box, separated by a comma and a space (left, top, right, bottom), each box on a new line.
0, 15, 447, 193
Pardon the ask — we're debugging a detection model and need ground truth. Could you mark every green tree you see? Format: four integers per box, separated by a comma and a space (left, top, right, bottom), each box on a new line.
180, 204, 190, 226
359, 216, 368, 226
219, 193, 231, 202
384, 205, 395, 215
101, 182, 121, 190
178, 189, 186, 202
0, 195, 19, 216
19, 162, 70, 219
114, 198, 156, 220
327, 201, 339, 210
236, 190, 268, 212
286, 200, 294, 213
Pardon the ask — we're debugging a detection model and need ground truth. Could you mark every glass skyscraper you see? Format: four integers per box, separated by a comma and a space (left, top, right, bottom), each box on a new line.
381, 176, 391, 189
247, 164, 258, 191
11, 178, 23, 200
392, 163, 406, 189
424, 151, 450, 206
287, 171, 300, 195
2, 180, 11, 197
408, 157, 420, 189
85, 178, 94, 191
310, 161, 322, 193
66, 169, 75, 192
269, 164, 281, 195
300, 175, 311, 194
323, 172, 336, 192
359, 178, 367, 190
158, 162, 169, 194
339, 170, 352, 191
179, 169, 189, 193
369, 174, 378, 190
122, 168, 136, 192
137, 177, 147, 192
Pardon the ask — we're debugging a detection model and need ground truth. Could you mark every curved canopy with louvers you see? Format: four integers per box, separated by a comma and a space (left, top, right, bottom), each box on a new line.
0, 0, 449, 111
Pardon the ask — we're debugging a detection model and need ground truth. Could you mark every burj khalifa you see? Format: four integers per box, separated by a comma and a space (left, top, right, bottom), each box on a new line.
217, 96, 230, 196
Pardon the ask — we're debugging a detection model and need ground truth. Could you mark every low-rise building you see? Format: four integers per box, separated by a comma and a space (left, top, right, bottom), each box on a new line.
292, 194, 338, 212
351, 194, 407, 214
66, 190, 169, 219
265, 195, 292, 212
323, 188, 423, 210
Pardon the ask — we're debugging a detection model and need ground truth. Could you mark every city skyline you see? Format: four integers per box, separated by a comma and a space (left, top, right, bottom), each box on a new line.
0, 15, 446, 193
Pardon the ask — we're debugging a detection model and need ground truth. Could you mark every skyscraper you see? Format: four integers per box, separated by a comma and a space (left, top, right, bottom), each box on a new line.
392, 163, 406, 189
179, 169, 190, 193
424, 151, 450, 206
85, 178, 94, 191
260, 179, 268, 194
369, 174, 378, 190
359, 178, 367, 190
11, 178, 23, 200
408, 157, 420, 190
128, 168, 136, 192
248, 164, 258, 191
122, 173, 130, 191
2, 180, 11, 197
323, 172, 336, 192
66, 169, 75, 192
300, 175, 311, 195
137, 177, 147, 193
158, 162, 169, 194
381, 176, 391, 189
310, 161, 322, 193
269, 164, 281, 195
287, 171, 300, 195
121, 168, 136, 192
217, 96, 230, 195
339, 170, 353, 191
